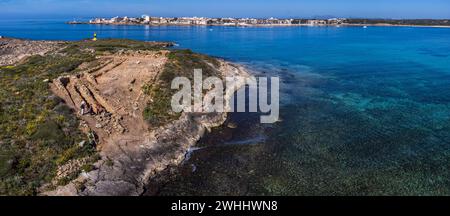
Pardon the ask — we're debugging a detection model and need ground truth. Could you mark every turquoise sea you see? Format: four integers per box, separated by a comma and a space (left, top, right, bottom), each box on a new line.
2, 19, 450, 195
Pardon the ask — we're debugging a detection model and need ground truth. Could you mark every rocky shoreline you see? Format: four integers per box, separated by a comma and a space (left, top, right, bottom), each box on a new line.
1, 38, 250, 196
46, 61, 249, 196
0, 38, 62, 66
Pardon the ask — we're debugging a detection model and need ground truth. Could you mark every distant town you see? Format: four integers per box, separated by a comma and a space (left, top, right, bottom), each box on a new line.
69, 16, 450, 27
77, 16, 345, 26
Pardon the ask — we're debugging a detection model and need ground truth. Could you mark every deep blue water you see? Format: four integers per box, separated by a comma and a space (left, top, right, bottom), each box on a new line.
2, 19, 450, 195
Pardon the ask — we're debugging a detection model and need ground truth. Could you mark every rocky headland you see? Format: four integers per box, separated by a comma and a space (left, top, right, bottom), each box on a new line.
0, 38, 249, 196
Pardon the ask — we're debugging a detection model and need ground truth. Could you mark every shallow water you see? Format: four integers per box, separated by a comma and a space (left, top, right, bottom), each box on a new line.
2, 20, 450, 195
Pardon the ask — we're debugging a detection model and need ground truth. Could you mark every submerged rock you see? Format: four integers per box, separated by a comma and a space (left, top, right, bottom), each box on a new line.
227, 122, 238, 129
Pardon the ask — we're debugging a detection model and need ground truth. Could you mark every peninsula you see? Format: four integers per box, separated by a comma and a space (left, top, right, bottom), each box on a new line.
0, 38, 249, 195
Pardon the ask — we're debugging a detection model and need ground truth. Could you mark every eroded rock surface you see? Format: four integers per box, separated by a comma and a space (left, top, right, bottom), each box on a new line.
0, 38, 62, 66
45, 50, 249, 196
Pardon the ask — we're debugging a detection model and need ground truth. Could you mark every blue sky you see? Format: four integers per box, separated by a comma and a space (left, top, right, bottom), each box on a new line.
1, 0, 449, 19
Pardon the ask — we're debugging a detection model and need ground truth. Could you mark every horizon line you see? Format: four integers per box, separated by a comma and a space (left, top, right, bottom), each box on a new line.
1, 15, 450, 20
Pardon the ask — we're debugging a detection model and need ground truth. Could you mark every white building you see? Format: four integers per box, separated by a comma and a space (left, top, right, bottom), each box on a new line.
192, 17, 208, 25
327, 18, 346, 25
142, 15, 151, 23
307, 20, 327, 26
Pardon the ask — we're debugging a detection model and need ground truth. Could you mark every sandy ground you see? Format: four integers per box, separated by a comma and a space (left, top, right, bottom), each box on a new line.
50, 50, 169, 158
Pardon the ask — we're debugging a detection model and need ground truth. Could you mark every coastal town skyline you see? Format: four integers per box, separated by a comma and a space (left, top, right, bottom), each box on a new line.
1, 0, 450, 19
83, 16, 347, 26
72, 15, 449, 28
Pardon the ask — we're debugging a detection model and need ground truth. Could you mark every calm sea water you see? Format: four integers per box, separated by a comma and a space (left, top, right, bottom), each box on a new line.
2, 19, 450, 195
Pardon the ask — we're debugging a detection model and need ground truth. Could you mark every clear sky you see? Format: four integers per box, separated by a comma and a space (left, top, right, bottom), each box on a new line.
1, 0, 449, 19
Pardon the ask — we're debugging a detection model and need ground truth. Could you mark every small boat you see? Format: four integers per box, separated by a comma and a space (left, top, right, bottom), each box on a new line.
363, 26, 368, 29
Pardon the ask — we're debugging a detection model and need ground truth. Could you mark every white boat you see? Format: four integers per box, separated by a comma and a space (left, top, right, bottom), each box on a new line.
363, 26, 368, 28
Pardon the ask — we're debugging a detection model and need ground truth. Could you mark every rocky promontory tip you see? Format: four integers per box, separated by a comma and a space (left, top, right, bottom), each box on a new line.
0, 38, 62, 66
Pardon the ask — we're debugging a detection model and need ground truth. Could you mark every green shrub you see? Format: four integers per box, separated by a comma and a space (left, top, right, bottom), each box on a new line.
0, 41, 98, 195
142, 49, 221, 126
0, 39, 172, 195
66, 39, 170, 54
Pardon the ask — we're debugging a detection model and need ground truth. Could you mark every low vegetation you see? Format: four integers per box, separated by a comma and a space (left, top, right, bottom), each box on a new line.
0, 39, 173, 195
143, 49, 222, 126
63, 38, 172, 55
0, 49, 96, 195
